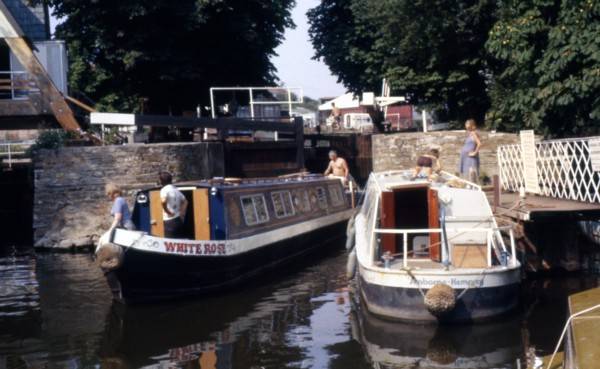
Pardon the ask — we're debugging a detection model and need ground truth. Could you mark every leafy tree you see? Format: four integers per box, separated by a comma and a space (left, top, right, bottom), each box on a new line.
308, 0, 497, 123
47, 0, 295, 114
486, 0, 600, 136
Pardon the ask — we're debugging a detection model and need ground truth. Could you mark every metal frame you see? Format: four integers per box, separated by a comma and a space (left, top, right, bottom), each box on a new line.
373, 226, 517, 268
0, 70, 31, 100
209, 86, 304, 119
498, 137, 600, 203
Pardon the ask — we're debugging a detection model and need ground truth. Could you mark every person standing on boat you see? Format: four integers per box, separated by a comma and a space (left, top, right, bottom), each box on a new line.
106, 183, 135, 230
459, 119, 481, 182
330, 102, 342, 128
324, 150, 349, 180
159, 172, 188, 239
411, 148, 441, 181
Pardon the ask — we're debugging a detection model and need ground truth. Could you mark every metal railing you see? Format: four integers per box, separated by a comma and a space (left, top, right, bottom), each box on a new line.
0, 141, 33, 169
372, 226, 517, 268
498, 137, 600, 203
0, 71, 32, 100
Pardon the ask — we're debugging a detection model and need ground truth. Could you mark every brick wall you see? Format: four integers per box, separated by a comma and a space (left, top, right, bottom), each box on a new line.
33, 142, 224, 249
372, 130, 519, 178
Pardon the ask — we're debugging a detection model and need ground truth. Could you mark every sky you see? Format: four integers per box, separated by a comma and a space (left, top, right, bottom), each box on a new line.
49, 1, 347, 100
271, 0, 347, 100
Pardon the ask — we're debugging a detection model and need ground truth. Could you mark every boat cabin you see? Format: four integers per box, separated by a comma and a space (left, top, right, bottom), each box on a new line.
362, 171, 511, 269
131, 175, 351, 241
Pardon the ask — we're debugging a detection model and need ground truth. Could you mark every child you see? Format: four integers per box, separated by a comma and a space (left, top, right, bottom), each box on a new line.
411, 148, 441, 180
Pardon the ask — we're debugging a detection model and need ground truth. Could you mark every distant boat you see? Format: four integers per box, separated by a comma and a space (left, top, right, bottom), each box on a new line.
96, 175, 354, 304
349, 170, 521, 322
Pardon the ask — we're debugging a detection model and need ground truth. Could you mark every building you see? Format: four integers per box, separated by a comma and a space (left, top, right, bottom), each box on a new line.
0, 0, 75, 130
318, 92, 413, 131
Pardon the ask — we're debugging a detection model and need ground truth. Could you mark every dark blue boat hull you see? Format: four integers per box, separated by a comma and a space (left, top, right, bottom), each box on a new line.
105, 221, 346, 304
358, 275, 520, 323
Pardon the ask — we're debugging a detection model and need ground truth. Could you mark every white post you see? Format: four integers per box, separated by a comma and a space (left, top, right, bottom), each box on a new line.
210, 88, 216, 119
249, 87, 255, 119
422, 110, 428, 133
403, 232, 408, 268
7, 144, 11, 169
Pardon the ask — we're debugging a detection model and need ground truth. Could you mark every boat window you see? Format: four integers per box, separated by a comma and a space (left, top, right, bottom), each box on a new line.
316, 187, 328, 210
328, 185, 344, 207
240, 194, 270, 226
271, 191, 296, 218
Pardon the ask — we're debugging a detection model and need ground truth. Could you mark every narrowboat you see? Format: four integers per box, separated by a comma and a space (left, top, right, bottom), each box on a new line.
96, 175, 354, 304
348, 170, 521, 322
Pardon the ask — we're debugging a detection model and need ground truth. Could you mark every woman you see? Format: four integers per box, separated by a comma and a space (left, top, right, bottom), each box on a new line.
459, 119, 481, 182
105, 183, 135, 230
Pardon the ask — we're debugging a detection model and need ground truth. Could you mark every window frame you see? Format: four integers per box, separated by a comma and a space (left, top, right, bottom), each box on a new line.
240, 194, 270, 226
328, 185, 345, 207
271, 190, 296, 219
315, 186, 328, 210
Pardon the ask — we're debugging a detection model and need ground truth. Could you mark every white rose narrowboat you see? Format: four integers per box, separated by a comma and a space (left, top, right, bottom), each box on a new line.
348, 170, 521, 323
96, 175, 354, 304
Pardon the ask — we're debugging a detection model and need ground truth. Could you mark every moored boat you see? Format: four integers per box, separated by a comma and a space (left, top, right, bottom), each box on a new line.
350, 170, 521, 323
96, 174, 354, 304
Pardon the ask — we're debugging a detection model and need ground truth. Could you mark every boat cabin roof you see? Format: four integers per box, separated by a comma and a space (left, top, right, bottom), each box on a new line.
140, 174, 342, 193
371, 170, 481, 193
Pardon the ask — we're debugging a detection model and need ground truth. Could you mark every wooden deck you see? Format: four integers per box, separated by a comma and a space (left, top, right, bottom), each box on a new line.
491, 192, 600, 221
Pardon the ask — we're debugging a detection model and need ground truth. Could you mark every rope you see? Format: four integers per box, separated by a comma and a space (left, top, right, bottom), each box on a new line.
546, 302, 600, 369
402, 267, 426, 298
455, 268, 489, 300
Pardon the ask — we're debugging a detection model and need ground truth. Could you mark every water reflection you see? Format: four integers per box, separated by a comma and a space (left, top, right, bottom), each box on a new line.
349, 298, 523, 368
0, 247, 597, 369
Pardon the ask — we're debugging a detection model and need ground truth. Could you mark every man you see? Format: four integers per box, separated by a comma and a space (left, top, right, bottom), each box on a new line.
324, 150, 349, 180
159, 171, 188, 239
330, 102, 341, 127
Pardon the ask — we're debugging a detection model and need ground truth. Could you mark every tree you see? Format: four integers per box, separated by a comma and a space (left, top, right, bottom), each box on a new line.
486, 0, 600, 136
47, 0, 295, 113
308, 0, 497, 123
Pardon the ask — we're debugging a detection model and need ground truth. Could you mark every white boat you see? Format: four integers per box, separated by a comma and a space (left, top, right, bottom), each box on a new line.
349, 170, 521, 323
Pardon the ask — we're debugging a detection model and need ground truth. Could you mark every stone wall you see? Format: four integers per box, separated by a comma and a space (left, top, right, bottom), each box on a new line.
33, 142, 224, 249
372, 130, 519, 179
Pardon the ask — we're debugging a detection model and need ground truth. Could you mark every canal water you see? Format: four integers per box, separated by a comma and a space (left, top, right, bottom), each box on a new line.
0, 244, 598, 369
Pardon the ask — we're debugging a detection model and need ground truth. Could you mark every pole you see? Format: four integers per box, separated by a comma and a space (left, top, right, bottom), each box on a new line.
422, 110, 428, 133
493, 175, 500, 212
210, 88, 216, 119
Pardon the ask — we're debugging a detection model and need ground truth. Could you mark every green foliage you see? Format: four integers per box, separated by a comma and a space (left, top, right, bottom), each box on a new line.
47, 0, 295, 114
486, 0, 600, 136
309, 0, 600, 136
27, 130, 69, 154
308, 0, 497, 122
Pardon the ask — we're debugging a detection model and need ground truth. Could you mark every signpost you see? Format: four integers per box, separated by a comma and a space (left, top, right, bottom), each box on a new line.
588, 138, 600, 172
520, 130, 540, 194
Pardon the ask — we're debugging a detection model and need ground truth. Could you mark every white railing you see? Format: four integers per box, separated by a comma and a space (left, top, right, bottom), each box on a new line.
498, 137, 600, 203
0, 71, 31, 100
0, 141, 33, 169
372, 226, 516, 268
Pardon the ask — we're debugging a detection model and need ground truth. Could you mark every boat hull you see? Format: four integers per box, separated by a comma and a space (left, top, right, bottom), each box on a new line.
105, 221, 346, 304
357, 270, 520, 323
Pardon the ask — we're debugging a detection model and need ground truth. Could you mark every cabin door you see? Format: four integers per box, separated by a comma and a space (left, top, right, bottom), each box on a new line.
193, 189, 210, 240
428, 188, 441, 262
149, 190, 164, 237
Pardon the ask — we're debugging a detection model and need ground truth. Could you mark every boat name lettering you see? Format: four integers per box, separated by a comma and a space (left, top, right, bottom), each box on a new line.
163, 241, 226, 255
408, 278, 484, 288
